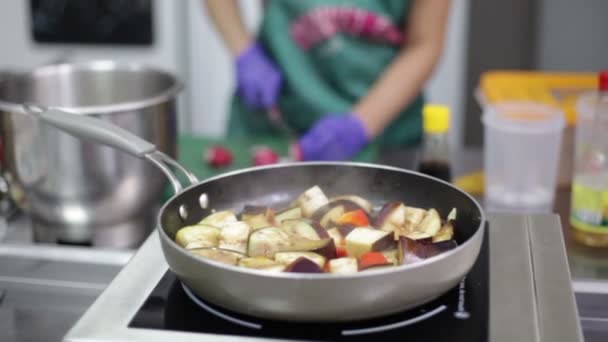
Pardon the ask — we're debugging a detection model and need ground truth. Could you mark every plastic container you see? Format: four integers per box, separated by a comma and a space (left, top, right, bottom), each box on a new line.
482, 102, 565, 212
570, 72, 608, 247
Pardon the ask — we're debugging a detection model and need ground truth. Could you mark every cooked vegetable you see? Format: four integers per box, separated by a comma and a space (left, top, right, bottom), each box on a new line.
398, 236, 458, 265
338, 209, 370, 227
297, 186, 329, 217
329, 257, 358, 274
238, 257, 285, 272
275, 207, 303, 224
358, 252, 391, 270
175, 225, 220, 249
290, 238, 337, 259
344, 227, 394, 258
312, 200, 362, 228
330, 195, 373, 213
218, 222, 251, 254
284, 257, 324, 273
177, 185, 459, 274
376, 202, 407, 233
280, 219, 328, 240
247, 227, 292, 258
327, 227, 345, 247
433, 221, 454, 243
398, 208, 442, 240
199, 210, 237, 227
189, 248, 244, 265
241, 205, 275, 230
274, 252, 326, 268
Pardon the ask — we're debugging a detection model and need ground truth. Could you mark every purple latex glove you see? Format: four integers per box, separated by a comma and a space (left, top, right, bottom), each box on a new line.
298, 114, 369, 161
236, 42, 283, 109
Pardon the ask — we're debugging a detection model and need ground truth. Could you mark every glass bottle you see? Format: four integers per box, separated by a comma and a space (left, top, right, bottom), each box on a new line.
570, 71, 608, 247
418, 104, 452, 182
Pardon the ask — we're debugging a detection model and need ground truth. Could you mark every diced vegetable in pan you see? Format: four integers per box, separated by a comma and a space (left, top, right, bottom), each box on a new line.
175, 186, 459, 274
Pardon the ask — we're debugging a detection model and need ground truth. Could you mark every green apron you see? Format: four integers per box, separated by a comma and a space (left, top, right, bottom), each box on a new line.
228, 0, 423, 148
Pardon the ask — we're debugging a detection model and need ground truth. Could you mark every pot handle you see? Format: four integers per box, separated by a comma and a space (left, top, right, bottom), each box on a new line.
27, 105, 199, 193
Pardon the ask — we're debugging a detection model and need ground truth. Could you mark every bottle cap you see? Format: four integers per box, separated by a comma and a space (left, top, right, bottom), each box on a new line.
599, 71, 608, 91
423, 104, 450, 133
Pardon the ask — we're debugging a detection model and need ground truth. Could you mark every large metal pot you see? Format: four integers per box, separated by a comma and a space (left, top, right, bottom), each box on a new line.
0, 61, 181, 247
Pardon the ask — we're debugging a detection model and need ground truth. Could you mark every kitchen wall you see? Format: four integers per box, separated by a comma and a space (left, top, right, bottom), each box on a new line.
187, 0, 470, 147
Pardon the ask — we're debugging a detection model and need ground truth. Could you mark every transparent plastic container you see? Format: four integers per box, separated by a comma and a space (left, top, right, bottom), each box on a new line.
482, 102, 565, 212
570, 87, 608, 247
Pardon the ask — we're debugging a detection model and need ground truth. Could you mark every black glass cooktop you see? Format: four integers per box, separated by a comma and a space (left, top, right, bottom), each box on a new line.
130, 230, 488, 341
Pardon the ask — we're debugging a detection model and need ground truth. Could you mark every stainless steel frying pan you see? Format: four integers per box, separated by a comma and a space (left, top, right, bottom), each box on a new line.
34, 108, 485, 322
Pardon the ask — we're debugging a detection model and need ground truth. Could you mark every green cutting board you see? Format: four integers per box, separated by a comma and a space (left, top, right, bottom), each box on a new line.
177, 134, 378, 181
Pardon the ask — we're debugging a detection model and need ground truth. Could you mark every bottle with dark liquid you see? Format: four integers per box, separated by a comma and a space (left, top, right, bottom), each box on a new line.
418, 104, 452, 182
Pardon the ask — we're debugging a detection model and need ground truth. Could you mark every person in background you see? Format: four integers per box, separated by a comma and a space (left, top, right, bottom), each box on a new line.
205, 0, 450, 161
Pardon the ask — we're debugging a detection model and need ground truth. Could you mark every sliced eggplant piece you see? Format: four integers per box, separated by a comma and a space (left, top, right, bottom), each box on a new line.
241, 205, 275, 230
247, 227, 292, 258
284, 257, 324, 273
218, 221, 251, 254
312, 200, 362, 228
447, 208, 457, 221
344, 227, 394, 259
189, 247, 245, 266
327, 227, 345, 247
398, 237, 457, 265
175, 225, 220, 249
289, 238, 337, 259
398, 208, 442, 240
375, 202, 407, 233
199, 210, 238, 228
280, 219, 328, 240
329, 195, 373, 213
337, 224, 357, 237
274, 252, 326, 268
381, 249, 399, 265
297, 186, 329, 218
275, 207, 303, 224
238, 257, 286, 272
328, 257, 358, 274
432, 220, 454, 243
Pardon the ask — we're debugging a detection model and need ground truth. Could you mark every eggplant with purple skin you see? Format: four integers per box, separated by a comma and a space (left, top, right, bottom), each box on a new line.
297, 186, 329, 218
280, 219, 329, 240
238, 257, 285, 272
175, 225, 221, 249
398, 236, 457, 265
198, 210, 238, 228
274, 252, 326, 268
284, 257, 324, 273
375, 202, 407, 233
344, 227, 395, 258
274, 207, 302, 224
398, 208, 442, 240
247, 227, 292, 258
189, 247, 245, 266
329, 195, 373, 214
289, 238, 337, 259
241, 205, 275, 230
312, 200, 364, 228
218, 221, 250, 254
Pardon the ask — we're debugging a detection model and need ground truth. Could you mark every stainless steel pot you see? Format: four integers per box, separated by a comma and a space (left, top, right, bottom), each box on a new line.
0, 61, 181, 247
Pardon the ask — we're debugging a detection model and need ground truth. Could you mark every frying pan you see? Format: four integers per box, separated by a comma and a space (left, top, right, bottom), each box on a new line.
34, 108, 485, 322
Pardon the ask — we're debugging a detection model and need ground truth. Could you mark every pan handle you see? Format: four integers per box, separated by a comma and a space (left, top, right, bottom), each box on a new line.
26, 105, 199, 193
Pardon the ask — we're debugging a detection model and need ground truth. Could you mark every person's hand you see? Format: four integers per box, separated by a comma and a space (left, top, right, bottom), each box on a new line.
296, 114, 369, 161
235, 42, 283, 109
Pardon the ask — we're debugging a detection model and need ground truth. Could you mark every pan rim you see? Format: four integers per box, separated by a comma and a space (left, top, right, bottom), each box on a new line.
158, 161, 486, 279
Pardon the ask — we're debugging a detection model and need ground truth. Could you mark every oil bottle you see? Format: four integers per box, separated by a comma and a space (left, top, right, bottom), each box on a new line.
570, 71, 608, 247
418, 104, 452, 182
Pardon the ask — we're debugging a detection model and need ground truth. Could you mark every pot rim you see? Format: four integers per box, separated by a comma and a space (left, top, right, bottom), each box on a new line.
0, 60, 183, 115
